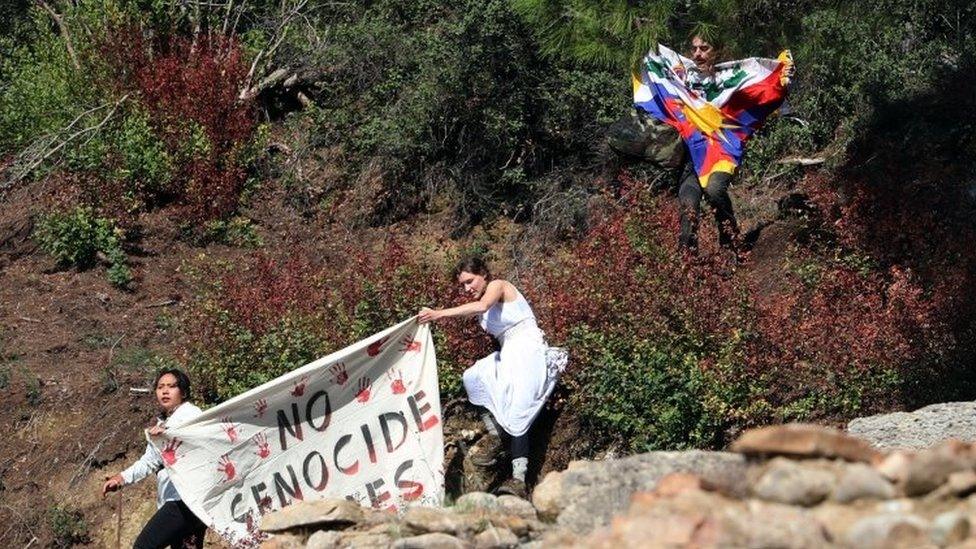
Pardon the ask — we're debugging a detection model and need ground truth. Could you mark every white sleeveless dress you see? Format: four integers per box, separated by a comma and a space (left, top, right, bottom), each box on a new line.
462, 290, 565, 437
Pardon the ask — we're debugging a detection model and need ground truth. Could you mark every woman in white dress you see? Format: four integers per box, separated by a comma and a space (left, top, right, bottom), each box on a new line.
419, 256, 561, 497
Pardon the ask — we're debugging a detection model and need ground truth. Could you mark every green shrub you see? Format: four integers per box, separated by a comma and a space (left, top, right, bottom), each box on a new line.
34, 207, 131, 287
200, 217, 263, 248
189, 314, 326, 400
48, 505, 89, 548
25, 373, 41, 406
0, 15, 94, 152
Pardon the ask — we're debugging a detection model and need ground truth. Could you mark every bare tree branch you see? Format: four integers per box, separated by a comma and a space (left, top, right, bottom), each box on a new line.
2, 94, 130, 190
36, 0, 81, 70
239, 0, 309, 100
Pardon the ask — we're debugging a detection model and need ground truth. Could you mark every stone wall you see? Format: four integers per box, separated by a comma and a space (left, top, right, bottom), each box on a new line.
259, 424, 976, 548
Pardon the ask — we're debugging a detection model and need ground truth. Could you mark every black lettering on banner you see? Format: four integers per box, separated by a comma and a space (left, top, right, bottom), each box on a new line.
306, 390, 331, 432
379, 412, 408, 453
230, 493, 248, 523
394, 459, 424, 501
250, 482, 270, 511
277, 403, 304, 450
365, 477, 391, 509
303, 451, 329, 491
361, 423, 377, 464
333, 433, 359, 475
408, 390, 440, 431
273, 465, 305, 507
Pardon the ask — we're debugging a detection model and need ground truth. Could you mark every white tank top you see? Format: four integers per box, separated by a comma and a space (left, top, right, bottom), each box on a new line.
479, 289, 538, 338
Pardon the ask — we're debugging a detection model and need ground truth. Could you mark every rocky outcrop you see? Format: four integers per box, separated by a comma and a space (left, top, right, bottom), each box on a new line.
531, 451, 748, 533
848, 402, 976, 450
259, 424, 976, 548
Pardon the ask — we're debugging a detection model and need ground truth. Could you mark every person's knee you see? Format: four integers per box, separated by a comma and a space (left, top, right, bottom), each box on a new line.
703, 181, 730, 203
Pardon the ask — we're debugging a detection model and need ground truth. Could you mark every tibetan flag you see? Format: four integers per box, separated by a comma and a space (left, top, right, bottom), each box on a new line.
633, 44, 793, 187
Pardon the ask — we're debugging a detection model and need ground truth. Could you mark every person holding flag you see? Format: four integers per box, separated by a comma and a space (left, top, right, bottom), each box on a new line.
633, 30, 795, 254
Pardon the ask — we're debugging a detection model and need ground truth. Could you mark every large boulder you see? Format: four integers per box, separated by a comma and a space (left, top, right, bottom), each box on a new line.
532, 450, 748, 534
731, 423, 881, 463
848, 402, 976, 450
260, 498, 365, 532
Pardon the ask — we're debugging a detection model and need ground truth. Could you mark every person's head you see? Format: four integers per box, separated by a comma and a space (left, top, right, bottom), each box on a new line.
690, 35, 719, 73
453, 255, 491, 299
154, 368, 191, 416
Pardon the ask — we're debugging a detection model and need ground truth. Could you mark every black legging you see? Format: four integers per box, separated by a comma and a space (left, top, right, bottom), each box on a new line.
677, 160, 739, 251
511, 432, 529, 460
133, 500, 206, 549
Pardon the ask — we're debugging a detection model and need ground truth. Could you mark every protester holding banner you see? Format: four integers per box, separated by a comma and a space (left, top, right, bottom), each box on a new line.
418, 256, 564, 498
102, 369, 206, 549
632, 30, 794, 255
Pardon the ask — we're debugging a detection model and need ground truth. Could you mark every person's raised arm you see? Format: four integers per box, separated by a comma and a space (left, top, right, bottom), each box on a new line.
418, 280, 506, 323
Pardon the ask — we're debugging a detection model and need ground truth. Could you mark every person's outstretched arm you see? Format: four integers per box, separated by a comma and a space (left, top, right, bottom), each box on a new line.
102, 437, 163, 496
418, 280, 506, 323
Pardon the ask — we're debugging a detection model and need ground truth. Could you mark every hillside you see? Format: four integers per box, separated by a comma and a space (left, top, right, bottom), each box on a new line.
1, 0, 975, 546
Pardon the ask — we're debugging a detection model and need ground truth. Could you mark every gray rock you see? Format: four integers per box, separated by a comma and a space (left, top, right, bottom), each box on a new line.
904, 441, 975, 497
403, 506, 468, 535
305, 530, 342, 549
848, 402, 976, 450
733, 500, 833, 548
473, 526, 519, 549
845, 514, 932, 549
263, 533, 304, 549
930, 511, 969, 546
875, 499, 915, 514
752, 458, 836, 506
547, 451, 748, 534
338, 531, 397, 548
495, 495, 537, 520
391, 532, 470, 549
260, 498, 365, 532
453, 492, 498, 513
832, 463, 896, 502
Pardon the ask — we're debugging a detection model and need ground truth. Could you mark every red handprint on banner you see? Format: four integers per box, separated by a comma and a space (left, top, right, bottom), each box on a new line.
367, 336, 390, 357
329, 362, 349, 386
388, 369, 406, 394
220, 417, 239, 443
253, 398, 268, 418
253, 432, 271, 459
291, 375, 309, 397
356, 377, 373, 403
161, 438, 182, 466
217, 454, 237, 482
400, 337, 421, 353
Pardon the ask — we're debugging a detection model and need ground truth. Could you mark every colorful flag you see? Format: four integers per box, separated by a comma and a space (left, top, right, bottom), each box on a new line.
149, 318, 443, 548
633, 44, 794, 187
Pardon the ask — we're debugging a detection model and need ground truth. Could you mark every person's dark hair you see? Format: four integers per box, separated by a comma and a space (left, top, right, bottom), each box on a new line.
154, 368, 192, 404
453, 255, 491, 280
688, 21, 737, 63
689, 22, 725, 51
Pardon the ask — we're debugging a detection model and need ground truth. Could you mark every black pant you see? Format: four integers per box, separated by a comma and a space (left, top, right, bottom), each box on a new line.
677, 160, 739, 251
133, 500, 206, 549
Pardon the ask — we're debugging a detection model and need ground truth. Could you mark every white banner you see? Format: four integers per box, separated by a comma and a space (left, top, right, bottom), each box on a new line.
149, 318, 443, 547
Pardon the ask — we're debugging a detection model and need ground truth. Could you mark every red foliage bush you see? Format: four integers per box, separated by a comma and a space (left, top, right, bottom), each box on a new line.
184, 238, 493, 399
523, 170, 954, 440
96, 27, 257, 221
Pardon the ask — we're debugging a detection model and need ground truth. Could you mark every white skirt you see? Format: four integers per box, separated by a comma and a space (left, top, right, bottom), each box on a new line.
462, 322, 567, 437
